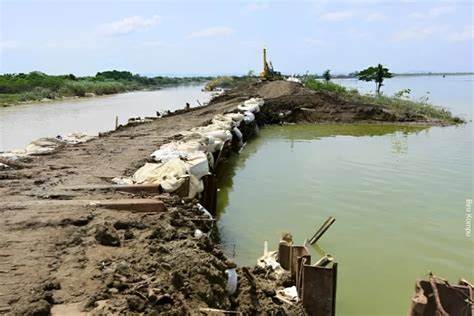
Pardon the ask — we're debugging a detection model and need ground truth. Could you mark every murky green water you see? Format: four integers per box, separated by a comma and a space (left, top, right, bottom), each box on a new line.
216, 123, 473, 315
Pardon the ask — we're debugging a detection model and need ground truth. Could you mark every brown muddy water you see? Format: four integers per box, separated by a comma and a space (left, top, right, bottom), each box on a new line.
0, 85, 211, 151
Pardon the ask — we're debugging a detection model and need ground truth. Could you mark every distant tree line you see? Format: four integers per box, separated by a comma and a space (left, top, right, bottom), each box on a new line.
0, 71, 213, 106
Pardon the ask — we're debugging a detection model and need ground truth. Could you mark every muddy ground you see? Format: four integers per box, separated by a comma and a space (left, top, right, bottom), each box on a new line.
0, 81, 446, 315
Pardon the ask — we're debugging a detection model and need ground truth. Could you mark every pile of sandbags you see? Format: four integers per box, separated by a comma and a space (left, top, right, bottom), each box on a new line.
114, 97, 264, 199
0, 132, 95, 161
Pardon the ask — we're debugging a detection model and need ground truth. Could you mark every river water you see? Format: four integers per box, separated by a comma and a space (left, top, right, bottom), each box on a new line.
217, 75, 473, 315
0, 85, 211, 152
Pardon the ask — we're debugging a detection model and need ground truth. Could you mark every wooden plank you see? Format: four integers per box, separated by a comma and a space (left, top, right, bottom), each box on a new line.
92, 199, 166, 213
57, 184, 161, 193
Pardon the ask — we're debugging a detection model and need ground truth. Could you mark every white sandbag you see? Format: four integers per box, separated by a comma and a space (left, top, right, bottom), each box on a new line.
212, 114, 236, 129
25, 137, 65, 155
186, 152, 210, 179
62, 132, 95, 144
188, 175, 204, 198
111, 177, 134, 185
150, 147, 188, 162
225, 268, 238, 296
243, 111, 255, 123
225, 113, 245, 124
132, 160, 188, 193
286, 77, 301, 83
238, 97, 263, 113
0, 151, 26, 160
257, 241, 285, 276
276, 286, 299, 302
203, 130, 232, 142
232, 127, 243, 141
206, 136, 223, 153
244, 97, 264, 107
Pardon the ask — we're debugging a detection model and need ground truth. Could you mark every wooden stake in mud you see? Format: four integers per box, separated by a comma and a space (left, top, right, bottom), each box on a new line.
115, 116, 119, 130
309, 216, 336, 245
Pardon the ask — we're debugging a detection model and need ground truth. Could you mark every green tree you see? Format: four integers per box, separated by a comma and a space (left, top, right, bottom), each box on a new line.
358, 64, 393, 96
323, 69, 331, 82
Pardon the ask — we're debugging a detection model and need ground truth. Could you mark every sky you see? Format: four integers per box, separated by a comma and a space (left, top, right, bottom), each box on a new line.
0, 0, 473, 76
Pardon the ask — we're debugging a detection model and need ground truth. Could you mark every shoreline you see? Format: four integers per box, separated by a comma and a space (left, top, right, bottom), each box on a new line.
0, 82, 208, 108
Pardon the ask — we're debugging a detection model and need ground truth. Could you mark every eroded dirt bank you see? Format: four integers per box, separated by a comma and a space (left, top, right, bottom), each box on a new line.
0, 80, 443, 315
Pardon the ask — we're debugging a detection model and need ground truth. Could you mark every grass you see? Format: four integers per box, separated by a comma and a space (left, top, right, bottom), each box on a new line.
303, 77, 464, 124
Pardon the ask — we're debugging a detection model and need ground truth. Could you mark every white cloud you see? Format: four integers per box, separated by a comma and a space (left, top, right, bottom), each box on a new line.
188, 26, 235, 38
348, 28, 369, 38
448, 25, 474, 41
142, 41, 167, 48
366, 12, 387, 22
0, 40, 25, 50
99, 15, 161, 35
409, 5, 453, 19
393, 26, 448, 41
304, 37, 325, 45
321, 11, 355, 22
244, 2, 269, 12
392, 25, 473, 42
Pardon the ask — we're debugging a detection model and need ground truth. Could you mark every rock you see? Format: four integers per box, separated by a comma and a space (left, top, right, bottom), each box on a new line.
113, 220, 133, 230
22, 299, 51, 316
124, 230, 134, 240
94, 223, 121, 247
126, 295, 146, 312
43, 280, 61, 291
156, 294, 173, 305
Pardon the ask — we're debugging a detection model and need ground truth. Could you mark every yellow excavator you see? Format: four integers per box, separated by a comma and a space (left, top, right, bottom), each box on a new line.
259, 48, 283, 81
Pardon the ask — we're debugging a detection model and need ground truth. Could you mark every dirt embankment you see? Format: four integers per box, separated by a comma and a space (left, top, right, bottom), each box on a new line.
0, 89, 306, 315
212, 80, 446, 125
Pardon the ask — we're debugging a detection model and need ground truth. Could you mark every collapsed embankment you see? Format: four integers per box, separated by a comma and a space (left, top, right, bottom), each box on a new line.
0, 80, 455, 315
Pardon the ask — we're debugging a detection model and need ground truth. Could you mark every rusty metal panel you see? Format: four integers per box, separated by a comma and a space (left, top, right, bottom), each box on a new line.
302, 263, 337, 316
201, 174, 217, 215
290, 246, 310, 280
296, 255, 311, 297
278, 242, 291, 270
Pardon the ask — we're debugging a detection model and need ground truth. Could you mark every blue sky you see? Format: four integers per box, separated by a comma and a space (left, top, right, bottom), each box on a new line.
1, 0, 473, 76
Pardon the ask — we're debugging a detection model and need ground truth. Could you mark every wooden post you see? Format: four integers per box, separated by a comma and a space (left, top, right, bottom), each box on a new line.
115, 116, 119, 130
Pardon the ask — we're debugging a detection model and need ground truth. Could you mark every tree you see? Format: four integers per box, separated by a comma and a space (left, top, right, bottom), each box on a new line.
323, 69, 331, 82
358, 64, 393, 96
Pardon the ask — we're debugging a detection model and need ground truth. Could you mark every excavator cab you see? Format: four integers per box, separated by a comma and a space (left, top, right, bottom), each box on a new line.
260, 48, 283, 81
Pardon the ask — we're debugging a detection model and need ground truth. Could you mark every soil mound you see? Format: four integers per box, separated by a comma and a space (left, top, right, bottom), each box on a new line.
210, 80, 438, 124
